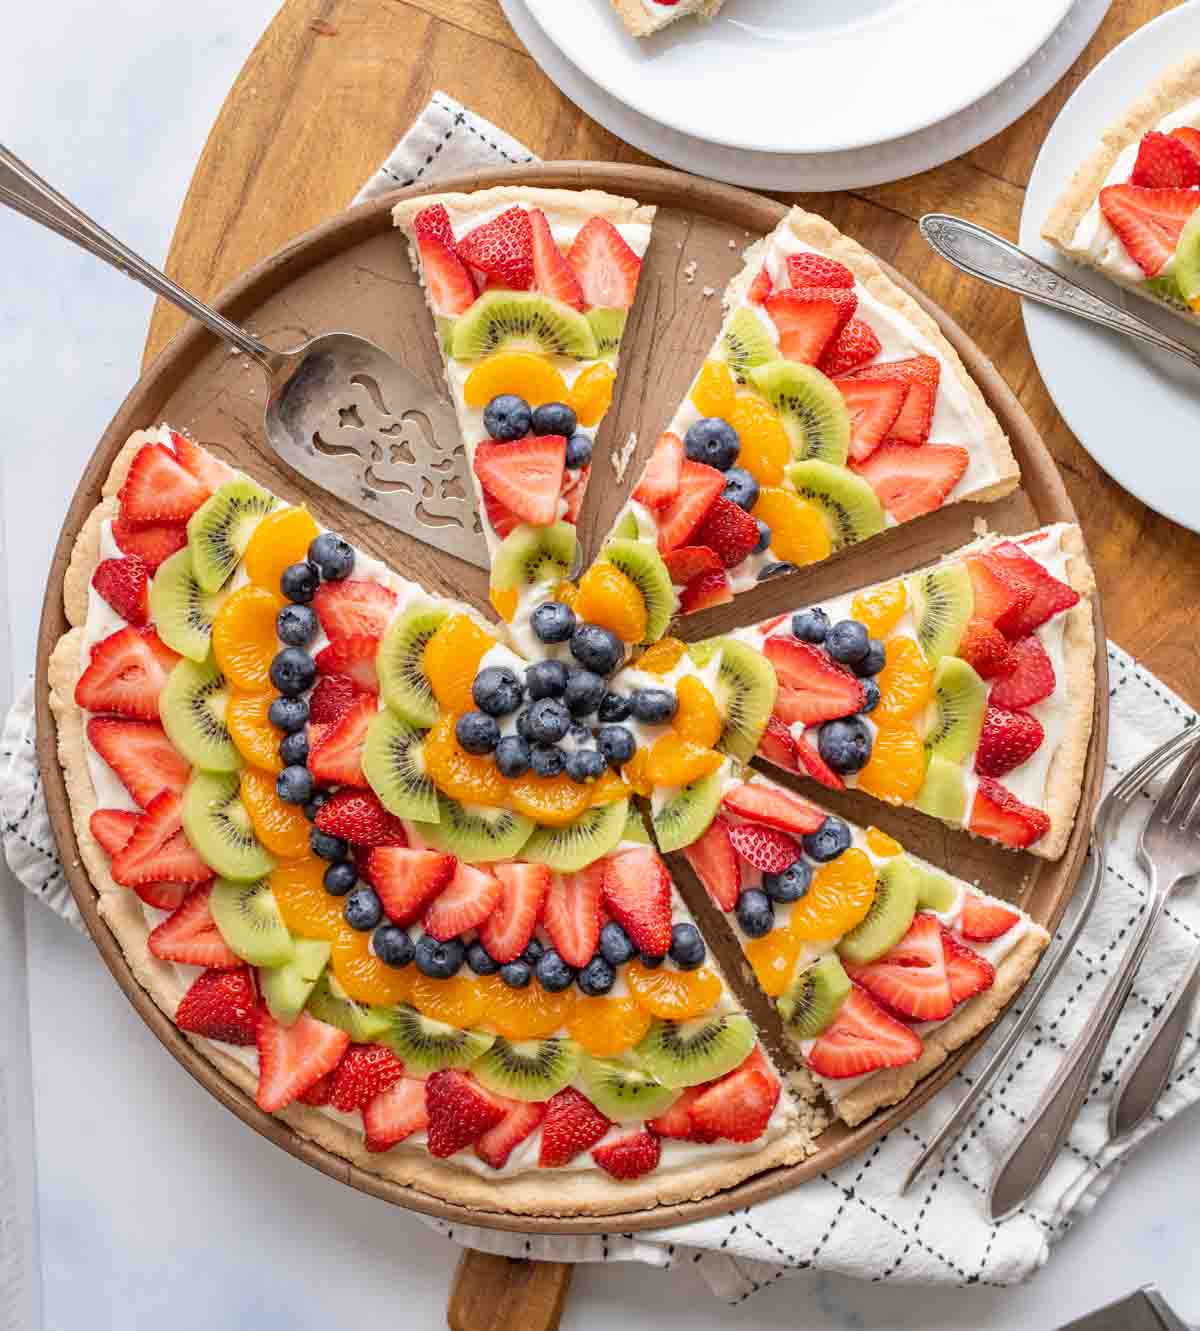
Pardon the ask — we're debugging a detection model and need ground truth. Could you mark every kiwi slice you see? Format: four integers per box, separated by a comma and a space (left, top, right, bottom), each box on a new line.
686, 639, 719, 669
182, 770, 275, 882
186, 476, 275, 593
1144, 271, 1189, 309
261, 938, 331, 1025
472, 1036, 580, 1102
579, 1054, 680, 1123
451, 292, 598, 360
710, 637, 778, 762
653, 769, 724, 853
611, 509, 640, 541
911, 857, 959, 912
210, 878, 294, 968
306, 973, 392, 1043
382, 1004, 495, 1074
838, 859, 918, 965
914, 752, 968, 825
435, 315, 456, 355
1172, 208, 1200, 305
926, 656, 987, 764
149, 548, 225, 662
160, 655, 239, 772
376, 604, 448, 728
910, 563, 973, 664
622, 805, 652, 845
750, 360, 851, 465
522, 798, 627, 873
422, 794, 534, 862
362, 710, 439, 823
587, 307, 627, 359
785, 459, 885, 550
635, 1013, 756, 1090
777, 953, 851, 1040
719, 307, 777, 380
601, 539, 676, 643
491, 522, 577, 592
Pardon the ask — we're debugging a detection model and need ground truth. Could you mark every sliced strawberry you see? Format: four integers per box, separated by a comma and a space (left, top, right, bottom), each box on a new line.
75, 626, 178, 720
417, 233, 477, 316
477, 862, 550, 963
757, 713, 801, 773
475, 1099, 546, 1170
981, 541, 1080, 637
425, 1069, 507, 1158
112, 791, 213, 888
852, 441, 969, 522
957, 617, 1016, 680
646, 1086, 716, 1143
148, 884, 239, 969
806, 984, 923, 1079
175, 965, 257, 1044
86, 717, 190, 807
663, 545, 721, 585
362, 1077, 429, 1151
988, 635, 1056, 710
424, 861, 502, 942
314, 635, 380, 694
330, 1044, 407, 1113
693, 494, 761, 569
90, 808, 138, 857
298, 1071, 335, 1107
690, 1064, 779, 1143
413, 203, 456, 247
131, 881, 192, 912
458, 206, 534, 290
1171, 125, 1200, 163
561, 466, 589, 524
601, 846, 672, 956
313, 580, 397, 640
91, 556, 150, 626
765, 286, 856, 364
839, 355, 939, 444
307, 674, 362, 726
679, 567, 733, 614
941, 928, 996, 1004
968, 777, 1051, 849
959, 890, 1021, 942
366, 847, 456, 926
1130, 132, 1200, 190
110, 514, 187, 571
792, 731, 847, 792
975, 704, 1044, 779
170, 433, 233, 492
964, 556, 1028, 637
728, 823, 802, 873
592, 1128, 661, 1179
763, 636, 865, 727
842, 913, 954, 1021
529, 207, 584, 310
683, 816, 740, 912
655, 461, 726, 553
835, 377, 906, 463
746, 264, 773, 305
721, 780, 826, 833
566, 215, 642, 309
308, 693, 375, 787
787, 253, 854, 290
482, 485, 522, 539
544, 862, 604, 968
255, 1008, 350, 1113
1097, 184, 1200, 276
314, 789, 408, 848
118, 443, 211, 524
473, 436, 566, 527
633, 431, 685, 509
819, 317, 881, 378
538, 1087, 611, 1167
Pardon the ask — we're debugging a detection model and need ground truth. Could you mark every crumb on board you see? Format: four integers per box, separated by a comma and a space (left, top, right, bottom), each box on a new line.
612, 432, 638, 482
683, 260, 697, 283
728, 239, 736, 249
702, 286, 715, 298
972, 517, 989, 537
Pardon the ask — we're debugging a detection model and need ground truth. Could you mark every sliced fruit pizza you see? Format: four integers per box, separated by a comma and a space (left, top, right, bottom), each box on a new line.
608, 0, 726, 38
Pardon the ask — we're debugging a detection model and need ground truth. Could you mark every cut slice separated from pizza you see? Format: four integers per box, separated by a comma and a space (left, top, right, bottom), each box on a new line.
608, 0, 726, 38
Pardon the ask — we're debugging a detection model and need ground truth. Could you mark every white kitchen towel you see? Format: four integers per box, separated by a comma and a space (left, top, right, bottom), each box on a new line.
4, 96, 1200, 1301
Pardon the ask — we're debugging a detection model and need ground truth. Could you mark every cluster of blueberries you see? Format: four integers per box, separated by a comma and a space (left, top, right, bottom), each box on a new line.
792, 607, 886, 776
483, 393, 592, 470
734, 813, 853, 938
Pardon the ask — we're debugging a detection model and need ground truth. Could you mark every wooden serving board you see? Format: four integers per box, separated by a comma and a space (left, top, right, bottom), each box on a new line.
36, 162, 1106, 1236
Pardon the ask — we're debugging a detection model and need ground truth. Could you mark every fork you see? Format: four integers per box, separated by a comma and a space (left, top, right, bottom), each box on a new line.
989, 738, 1200, 1221
901, 724, 1198, 1196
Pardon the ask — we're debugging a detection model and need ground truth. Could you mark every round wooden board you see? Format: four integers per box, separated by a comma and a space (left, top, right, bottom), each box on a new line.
36, 162, 1106, 1235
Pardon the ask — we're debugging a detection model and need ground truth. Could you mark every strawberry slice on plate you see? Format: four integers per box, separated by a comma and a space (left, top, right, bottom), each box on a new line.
92, 555, 150, 626
819, 317, 881, 378
683, 816, 740, 911
362, 1077, 429, 1152
786, 253, 854, 290
746, 265, 772, 305
656, 460, 726, 553
566, 216, 642, 309
314, 789, 408, 847
721, 780, 826, 833
790, 730, 847, 792
838, 354, 939, 444
806, 984, 923, 1079
112, 791, 214, 888
966, 555, 1034, 636
663, 545, 721, 586
255, 1008, 350, 1113
941, 928, 996, 1004
529, 207, 584, 310
175, 965, 257, 1045
646, 1086, 716, 1143
90, 808, 138, 857
313, 580, 397, 640
170, 432, 233, 492
980, 541, 1079, 638
414, 203, 456, 247
987, 635, 1056, 710
969, 776, 1051, 850
602, 845, 672, 956
110, 514, 187, 571
765, 286, 856, 364
1097, 184, 1200, 277
86, 717, 191, 806
679, 567, 733, 613
308, 693, 376, 787
298, 1071, 335, 1107
329, 1044, 407, 1114
1171, 125, 1200, 163
957, 617, 1016, 681
477, 861, 550, 963
633, 431, 684, 509
149, 883, 240, 969
538, 1087, 611, 1167
475, 1099, 546, 1170
834, 377, 906, 463
417, 232, 477, 316
851, 441, 969, 522
544, 861, 605, 968
843, 913, 954, 1021
473, 436, 566, 527
482, 485, 522, 539
592, 1128, 661, 1180
693, 495, 761, 569
763, 636, 865, 727
728, 823, 802, 873
457, 206, 534, 290
118, 443, 211, 524
1131, 130, 1200, 188
366, 847, 456, 926
314, 636, 380, 694
425, 1069, 507, 1158
424, 861, 502, 941
689, 1059, 780, 1143
75, 626, 179, 720
975, 704, 1044, 778
959, 890, 1021, 942
307, 674, 362, 726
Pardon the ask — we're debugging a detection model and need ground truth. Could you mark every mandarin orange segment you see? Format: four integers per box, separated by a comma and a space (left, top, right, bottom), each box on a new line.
410, 974, 486, 1029
636, 637, 687, 674
751, 488, 833, 566
589, 769, 631, 806
788, 848, 877, 942
742, 929, 802, 999
556, 580, 580, 610
875, 636, 934, 721
463, 351, 569, 409
331, 925, 417, 1007
567, 995, 652, 1057
728, 393, 790, 486
673, 675, 722, 748
422, 713, 507, 807
566, 362, 616, 427
851, 581, 907, 639
646, 732, 724, 786
241, 768, 310, 859
270, 857, 345, 941
574, 561, 647, 643
622, 747, 653, 797
476, 975, 576, 1039
856, 721, 927, 804
243, 505, 320, 591
508, 771, 591, 826
865, 826, 904, 858
227, 690, 282, 773
489, 586, 518, 622
424, 614, 496, 714
212, 585, 284, 692
690, 360, 736, 419
625, 961, 722, 1020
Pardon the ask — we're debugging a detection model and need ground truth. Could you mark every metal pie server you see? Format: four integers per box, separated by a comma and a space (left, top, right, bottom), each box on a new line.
1055, 1286, 1194, 1331
0, 142, 487, 570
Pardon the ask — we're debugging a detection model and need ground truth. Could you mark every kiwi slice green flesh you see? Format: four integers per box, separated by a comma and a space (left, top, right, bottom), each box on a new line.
382, 1004, 495, 1074
306, 974, 392, 1043
182, 771, 275, 882
910, 563, 974, 664
451, 292, 598, 360
362, 710, 439, 823
686, 639, 719, 669
777, 954, 851, 1041
785, 459, 884, 551
914, 752, 968, 825
611, 509, 639, 542
522, 799, 628, 873
1144, 271, 1189, 309
587, 307, 627, 359
491, 522, 577, 592
712, 638, 778, 763
435, 315, 456, 355
601, 539, 676, 644
911, 857, 960, 912
926, 656, 987, 765
653, 769, 724, 853
210, 878, 294, 968
149, 548, 225, 662
261, 938, 331, 1025
579, 1054, 680, 1123
422, 795, 534, 862
750, 360, 851, 465
1172, 209, 1200, 305
622, 805, 651, 845
376, 604, 448, 728
160, 655, 240, 772
472, 1036, 580, 1102
838, 859, 918, 965
186, 477, 275, 594
720, 307, 777, 381
635, 1013, 756, 1090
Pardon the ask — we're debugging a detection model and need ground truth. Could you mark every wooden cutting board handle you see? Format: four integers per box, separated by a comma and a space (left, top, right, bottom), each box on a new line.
447, 1251, 573, 1331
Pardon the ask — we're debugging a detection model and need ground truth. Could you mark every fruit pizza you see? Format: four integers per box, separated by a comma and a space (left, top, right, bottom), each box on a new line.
608, 0, 726, 38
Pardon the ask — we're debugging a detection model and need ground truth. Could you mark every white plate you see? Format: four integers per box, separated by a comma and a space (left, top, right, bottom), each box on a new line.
522, 0, 1072, 154
1021, 3, 1200, 535
502, 0, 1112, 191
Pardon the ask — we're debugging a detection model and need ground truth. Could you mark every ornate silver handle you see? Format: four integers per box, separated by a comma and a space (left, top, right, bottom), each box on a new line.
920, 213, 1200, 372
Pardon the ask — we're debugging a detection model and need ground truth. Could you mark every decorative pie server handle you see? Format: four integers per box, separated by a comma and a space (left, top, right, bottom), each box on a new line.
919, 213, 1200, 373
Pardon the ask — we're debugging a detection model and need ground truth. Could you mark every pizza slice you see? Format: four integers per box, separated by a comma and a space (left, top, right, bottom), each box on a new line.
609, 0, 725, 38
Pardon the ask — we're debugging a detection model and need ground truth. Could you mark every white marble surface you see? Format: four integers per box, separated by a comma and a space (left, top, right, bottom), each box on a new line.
1, 4, 1198, 1328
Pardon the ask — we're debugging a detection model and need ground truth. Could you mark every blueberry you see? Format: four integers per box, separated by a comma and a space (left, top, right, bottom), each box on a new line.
762, 859, 812, 903
526, 697, 571, 744
278, 729, 309, 766
860, 678, 881, 713
570, 623, 624, 676
302, 790, 329, 821
752, 519, 772, 555
373, 925, 414, 968
500, 959, 531, 989
516, 708, 537, 742
817, 716, 873, 774
630, 687, 677, 724
280, 561, 320, 604
466, 940, 499, 975
758, 561, 798, 582
531, 401, 578, 437
722, 466, 759, 512
535, 948, 576, 992
854, 639, 887, 678
522, 938, 545, 963
277, 604, 319, 648
495, 734, 532, 778
472, 666, 524, 717
564, 433, 593, 469
324, 861, 358, 896
269, 696, 309, 733
596, 924, 634, 969
525, 658, 569, 701
598, 690, 632, 723
639, 952, 666, 970
415, 934, 465, 979
456, 711, 500, 754
531, 601, 577, 645
568, 723, 592, 747
684, 417, 740, 470
577, 956, 616, 996
483, 393, 532, 441
308, 532, 355, 581
565, 748, 606, 784
344, 886, 383, 932
668, 922, 706, 970
596, 725, 636, 768
825, 619, 870, 666
803, 816, 853, 863
277, 765, 314, 805
530, 743, 565, 778
310, 827, 350, 861
736, 888, 775, 938
564, 668, 607, 717
791, 608, 830, 644
270, 647, 317, 697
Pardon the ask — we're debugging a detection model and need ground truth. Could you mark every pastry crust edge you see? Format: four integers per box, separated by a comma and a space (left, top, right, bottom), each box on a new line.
608, 0, 722, 37
391, 185, 656, 233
